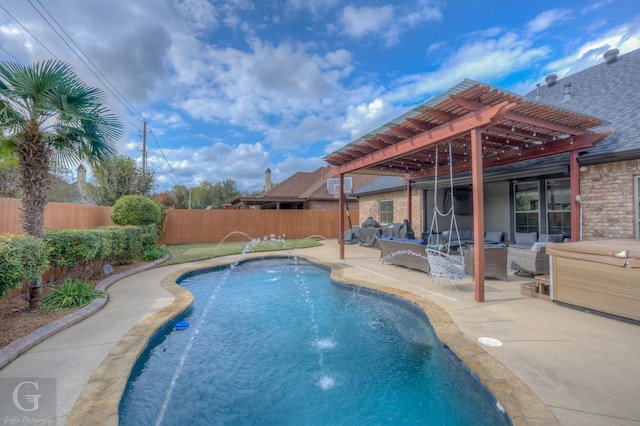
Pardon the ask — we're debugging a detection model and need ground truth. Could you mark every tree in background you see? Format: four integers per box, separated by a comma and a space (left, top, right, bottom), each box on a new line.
0, 59, 121, 307
0, 152, 19, 198
0, 158, 88, 203
170, 184, 190, 209
86, 155, 155, 206
191, 180, 215, 209
153, 191, 176, 208
47, 169, 80, 203
186, 179, 242, 209
213, 179, 241, 208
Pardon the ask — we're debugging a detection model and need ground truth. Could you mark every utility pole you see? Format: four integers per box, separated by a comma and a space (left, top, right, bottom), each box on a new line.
142, 120, 147, 173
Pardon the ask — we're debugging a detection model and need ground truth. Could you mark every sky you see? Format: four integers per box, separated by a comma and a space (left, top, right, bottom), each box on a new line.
1, 0, 639, 194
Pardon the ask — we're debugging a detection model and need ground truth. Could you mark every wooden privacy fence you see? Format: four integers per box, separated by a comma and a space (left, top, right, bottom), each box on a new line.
0, 198, 357, 245
0, 198, 114, 234
159, 208, 358, 245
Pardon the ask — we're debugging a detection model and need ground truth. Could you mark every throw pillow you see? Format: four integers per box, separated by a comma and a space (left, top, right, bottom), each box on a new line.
515, 231, 537, 245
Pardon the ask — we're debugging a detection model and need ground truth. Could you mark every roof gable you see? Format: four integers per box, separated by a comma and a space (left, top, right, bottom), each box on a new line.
257, 166, 380, 200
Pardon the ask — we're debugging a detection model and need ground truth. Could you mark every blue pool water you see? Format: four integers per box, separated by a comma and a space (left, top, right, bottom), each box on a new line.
119, 257, 509, 425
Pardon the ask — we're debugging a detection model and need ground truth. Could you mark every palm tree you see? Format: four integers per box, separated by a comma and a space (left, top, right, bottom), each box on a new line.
0, 59, 122, 307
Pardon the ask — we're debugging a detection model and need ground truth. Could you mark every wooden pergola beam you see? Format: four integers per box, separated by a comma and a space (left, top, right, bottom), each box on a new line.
391, 125, 418, 138
450, 94, 592, 135
406, 117, 433, 130
424, 108, 458, 122
334, 101, 515, 175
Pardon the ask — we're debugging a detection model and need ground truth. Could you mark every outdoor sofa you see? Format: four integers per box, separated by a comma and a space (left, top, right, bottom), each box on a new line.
439, 229, 504, 250
358, 219, 414, 248
376, 236, 430, 274
507, 232, 564, 275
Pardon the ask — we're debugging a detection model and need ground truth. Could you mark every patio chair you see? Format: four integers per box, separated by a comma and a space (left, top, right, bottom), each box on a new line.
507, 246, 550, 275
426, 248, 465, 281
463, 246, 509, 281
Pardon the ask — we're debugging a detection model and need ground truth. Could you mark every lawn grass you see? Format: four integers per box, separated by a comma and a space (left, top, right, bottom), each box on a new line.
163, 238, 324, 266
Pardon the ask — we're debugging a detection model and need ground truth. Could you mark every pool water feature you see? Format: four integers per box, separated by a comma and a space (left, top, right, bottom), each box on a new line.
119, 257, 509, 425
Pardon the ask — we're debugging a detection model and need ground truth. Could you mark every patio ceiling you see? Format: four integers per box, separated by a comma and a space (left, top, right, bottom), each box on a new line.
325, 80, 613, 179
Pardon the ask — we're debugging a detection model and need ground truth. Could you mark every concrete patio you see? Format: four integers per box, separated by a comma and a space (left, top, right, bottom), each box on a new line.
1, 240, 639, 425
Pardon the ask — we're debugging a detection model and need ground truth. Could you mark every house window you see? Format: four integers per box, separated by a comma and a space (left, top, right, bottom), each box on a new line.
380, 200, 394, 224
546, 178, 571, 238
514, 182, 539, 233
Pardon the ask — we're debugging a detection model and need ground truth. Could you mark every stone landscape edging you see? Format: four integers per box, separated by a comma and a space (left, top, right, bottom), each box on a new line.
0, 256, 170, 370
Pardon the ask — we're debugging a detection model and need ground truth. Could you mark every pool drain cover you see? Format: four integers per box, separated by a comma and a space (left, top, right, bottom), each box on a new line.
477, 337, 503, 347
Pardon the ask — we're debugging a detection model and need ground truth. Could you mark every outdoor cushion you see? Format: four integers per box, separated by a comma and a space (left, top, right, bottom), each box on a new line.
515, 231, 538, 246
484, 230, 503, 243
442, 229, 474, 243
538, 233, 563, 243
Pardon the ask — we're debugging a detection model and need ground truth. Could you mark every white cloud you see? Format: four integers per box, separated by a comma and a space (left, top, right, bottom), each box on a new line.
526, 9, 572, 34
388, 30, 550, 103
339, 1, 442, 46
343, 97, 401, 140
274, 155, 326, 181
542, 20, 640, 77
146, 142, 272, 191
340, 5, 395, 39
176, 0, 220, 31
581, 0, 614, 15
284, 0, 340, 17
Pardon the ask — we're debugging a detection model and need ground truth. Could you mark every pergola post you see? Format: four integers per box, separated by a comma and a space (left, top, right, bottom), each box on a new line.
471, 128, 485, 302
570, 149, 581, 242
339, 173, 345, 259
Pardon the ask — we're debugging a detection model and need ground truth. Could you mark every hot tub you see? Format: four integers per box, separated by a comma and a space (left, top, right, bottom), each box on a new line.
546, 239, 640, 321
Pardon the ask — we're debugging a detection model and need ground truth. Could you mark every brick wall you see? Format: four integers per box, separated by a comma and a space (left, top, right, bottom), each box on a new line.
579, 159, 640, 240
308, 199, 360, 211
358, 188, 424, 234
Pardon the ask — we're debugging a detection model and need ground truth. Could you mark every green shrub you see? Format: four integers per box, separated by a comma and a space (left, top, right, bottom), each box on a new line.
142, 245, 168, 261
111, 195, 162, 226
0, 234, 48, 296
45, 229, 102, 267
41, 279, 104, 311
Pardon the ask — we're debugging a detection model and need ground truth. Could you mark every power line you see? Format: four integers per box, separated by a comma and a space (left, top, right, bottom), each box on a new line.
0, 4, 58, 58
1, 2, 187, 189
0, 45, 22, 63
26, 1, 184, 188
147, 127, 183, 187
27, 0, 145, 124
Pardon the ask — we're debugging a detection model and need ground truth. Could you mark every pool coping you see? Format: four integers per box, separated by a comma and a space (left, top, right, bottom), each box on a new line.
67, 253, 558, 425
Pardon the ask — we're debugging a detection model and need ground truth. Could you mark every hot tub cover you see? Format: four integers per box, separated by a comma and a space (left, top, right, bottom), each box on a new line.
546, 239, 640, 268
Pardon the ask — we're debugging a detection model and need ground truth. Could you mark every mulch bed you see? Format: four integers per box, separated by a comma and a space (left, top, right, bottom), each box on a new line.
0, 262, 148, 350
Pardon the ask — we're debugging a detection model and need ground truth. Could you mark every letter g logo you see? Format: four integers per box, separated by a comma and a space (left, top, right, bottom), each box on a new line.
12, 380, 42, 412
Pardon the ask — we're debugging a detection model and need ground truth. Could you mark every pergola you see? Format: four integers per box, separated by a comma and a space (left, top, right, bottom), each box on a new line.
324, 79, 613, 302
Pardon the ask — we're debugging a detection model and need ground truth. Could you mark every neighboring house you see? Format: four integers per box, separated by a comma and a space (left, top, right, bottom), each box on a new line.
340, 48, 640, 243
231, 166, 380, 210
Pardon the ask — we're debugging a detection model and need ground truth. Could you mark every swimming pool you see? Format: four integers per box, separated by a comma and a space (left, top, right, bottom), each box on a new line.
119, 257, 509, 425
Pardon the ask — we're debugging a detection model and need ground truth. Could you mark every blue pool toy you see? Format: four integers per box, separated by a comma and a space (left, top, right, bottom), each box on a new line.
174, 321, 189, 330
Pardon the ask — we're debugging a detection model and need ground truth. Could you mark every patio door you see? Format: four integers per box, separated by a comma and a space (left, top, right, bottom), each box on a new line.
514, 182, 540, 233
